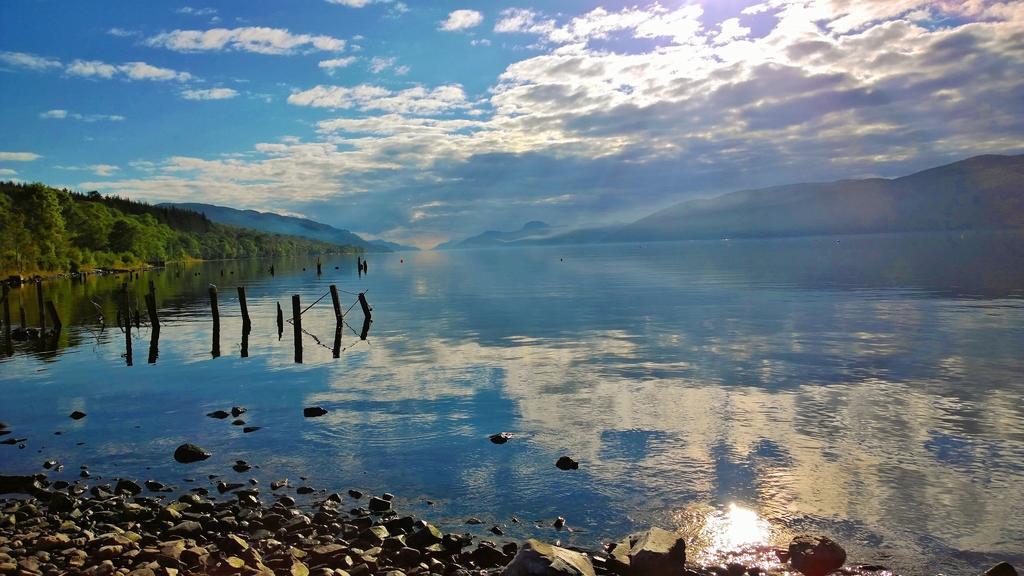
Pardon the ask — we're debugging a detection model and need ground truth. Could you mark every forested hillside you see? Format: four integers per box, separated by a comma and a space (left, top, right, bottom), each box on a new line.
0, 182, 360, 275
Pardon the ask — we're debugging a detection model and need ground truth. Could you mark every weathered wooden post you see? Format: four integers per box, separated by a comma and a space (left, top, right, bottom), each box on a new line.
330, 285, 342, 323
276, 302, 284, 339
210, 285, 220, 358
333, 323, 342, 358
36, 281, 45, 331
316, 258, 322, 276
237, 286, 251, 332
358, 292, 372, 320
292, 294, 302, 363
144, 292, 159, 331
270, 264, 275, 277
45, 301, 61, 330
360, 316, 371, 340
147, 325, 160, 364
123, 283, 133, 366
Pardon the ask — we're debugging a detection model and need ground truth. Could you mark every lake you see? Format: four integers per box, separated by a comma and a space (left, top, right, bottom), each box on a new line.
2, 233, 1023, 576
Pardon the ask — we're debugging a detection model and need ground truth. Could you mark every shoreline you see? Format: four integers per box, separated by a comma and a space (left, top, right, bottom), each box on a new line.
1, 470, 1015, 576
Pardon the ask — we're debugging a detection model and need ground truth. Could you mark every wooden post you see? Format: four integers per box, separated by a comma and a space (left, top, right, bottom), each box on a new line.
147, 324, 160, 364
360, 316, 371, 341
210, 285, 220, 358
330, 285, 342, 323
45, 301, 61, 330
19, 300, 26, 329
358, 292, 372, 320
270, 264, 275, 277
237, 286, 251, 332
276, 302, 284, 339
36, 281, 45, 331
123, 283, 133, 366
292, 294, 302, 363
333, 323, 342, 358
316, 258, 322, 276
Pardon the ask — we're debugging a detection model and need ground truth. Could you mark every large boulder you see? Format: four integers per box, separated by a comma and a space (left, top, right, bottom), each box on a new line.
503, 539, 595, 576
608, 528, 686, 576
173, 443, 211, 463
983, 563, 1018, 576
788, 535, 846, 576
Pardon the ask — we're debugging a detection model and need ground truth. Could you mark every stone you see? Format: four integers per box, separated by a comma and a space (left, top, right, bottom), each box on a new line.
471, 544, 508, 568
297, 486, 315, 495
69, 411, 87, 420
173, 444, 210, 464
206, 411, 229, 419
503, 539, 595, 576
243, 427, 261, 433
394, 547, 421, 567
144, 480, 168, 492
489, 433, 514, 444
233, 461, 252, 473
179, 547, 209, 566
304, 407, 328, 418
609, 528, 686, 576
406, 525, 443, 549
220, 534, 249, 555
217, 481, 243, 494
983, 563, 1018, 576
231, 406, 247, 417
555, 457, 579, 470
232, 419, 245, 425
553, 517, 565, 530
115, 479, 143, 495
466, 518, 483, 525
490, 525, 504, 535
166, 521, 203, 538
348, 490, 364, 499
787, 535, 846, 576
368, 497, 392, 513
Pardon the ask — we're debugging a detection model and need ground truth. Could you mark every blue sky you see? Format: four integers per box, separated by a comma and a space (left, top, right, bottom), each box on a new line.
2, 0, 1023, 247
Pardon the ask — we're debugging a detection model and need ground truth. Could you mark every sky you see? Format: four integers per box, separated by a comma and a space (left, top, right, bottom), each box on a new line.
1, 0, 1023, 247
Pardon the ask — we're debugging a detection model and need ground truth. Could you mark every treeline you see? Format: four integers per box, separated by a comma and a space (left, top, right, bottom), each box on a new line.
0, 181, 361, 275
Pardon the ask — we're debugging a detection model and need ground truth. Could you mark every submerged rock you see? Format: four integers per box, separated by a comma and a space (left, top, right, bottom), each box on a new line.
788, 535, 846, 576
555, 456, 579, 470
504, 539, 595, 576
490, 432, 514, 444
231, 406, 247, 417
69, 410, 87, 420
173, 443, 211, 463
207, 410, 230, 419
983, 562, 1018, 576
304, 406, 328, 417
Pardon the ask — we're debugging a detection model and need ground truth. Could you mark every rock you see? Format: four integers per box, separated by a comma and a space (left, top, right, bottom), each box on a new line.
555, 457, 579, 470
503, 539, 595, 576
489, 433, 514, 444
220, 534, 249, 554
368, 497, 392, 512
304, 407, 328, 418
983, 563, 1018, 576
609, 528, 686, 576
231, 406, 247, 417
217, 481, 243, 494
297, 486, 315, 494
243, 427, 261, 433
466, 518, 483, 525
406, 524, 443, 549
231, 419, 245, 425
69, 411, 87, 420
166, 521, 203, 538
115, 479, 143, 495
173, 444, 210, 464
553, 517, 565, 530
233, 461, 252, 473
145, 480, 168, 492
348, 489, 364, 499
271, 479, 289, 490
206, 411, 229, 419
788, 535, 846, 576
490, 525, 504, 535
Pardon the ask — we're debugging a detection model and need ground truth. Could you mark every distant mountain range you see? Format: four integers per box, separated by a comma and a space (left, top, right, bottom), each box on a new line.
441, 154, 1024, 248
161, 202, 418, 252
434, 221, 560, 249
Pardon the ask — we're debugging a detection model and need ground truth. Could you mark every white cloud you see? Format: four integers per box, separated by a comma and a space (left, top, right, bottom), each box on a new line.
177, 6, 217, 16
65, 59, 192, 81
440, 9, 484, 31
91, 164, 119, 176
0, 50, 62, 71
181, 87, 239, 100
471, 38, 492, 47
319, 56, 358, 74
107, 27, 141, 38
369, 56, 396, 73
147, 26, 346, 54
39, 109, 125, 122
288, 84, 469, 115
0, 152, 42, 161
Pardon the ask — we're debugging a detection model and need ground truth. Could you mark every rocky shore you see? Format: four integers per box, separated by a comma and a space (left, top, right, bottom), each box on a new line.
1, 471, 1017, 576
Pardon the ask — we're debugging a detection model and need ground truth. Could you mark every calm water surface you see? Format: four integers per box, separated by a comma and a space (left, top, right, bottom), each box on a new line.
2, 234, 1023, 575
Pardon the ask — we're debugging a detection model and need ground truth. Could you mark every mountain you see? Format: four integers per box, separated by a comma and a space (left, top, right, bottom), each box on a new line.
434, 221, 558, 249
161, 203, 419, 252
610, 154, 1024, 242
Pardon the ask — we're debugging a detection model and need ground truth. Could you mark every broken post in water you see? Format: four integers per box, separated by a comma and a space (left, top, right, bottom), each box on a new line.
36, 281, 45, 331
276, 302, 284, 339
358, 292, 372, 340
45, 301, 61, 331
292, 294, 302, 363
269, 264, 275, 276
317, 258, 322, 276
237, 286, 251, 332
210, 285, 220, 358
147, 323, 160, 364
330, 285, 342, 323
122, 283, 133, 367
144, 290, 159, 332
332, 323, 342, 358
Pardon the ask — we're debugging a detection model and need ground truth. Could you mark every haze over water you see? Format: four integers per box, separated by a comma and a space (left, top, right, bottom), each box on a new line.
2, 233, 1023, 576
